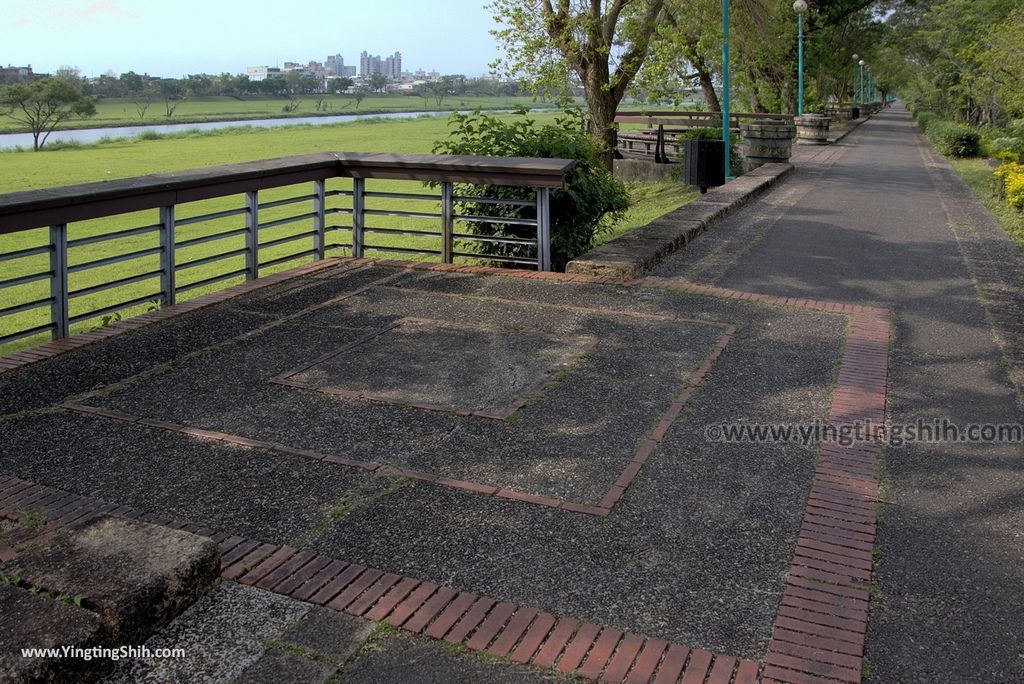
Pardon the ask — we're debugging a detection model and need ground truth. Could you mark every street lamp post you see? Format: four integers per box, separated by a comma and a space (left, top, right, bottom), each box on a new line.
722, 0, 731, 179
859, 59, 866, 105
794, 0, 807, 115
852, 53, 859, 106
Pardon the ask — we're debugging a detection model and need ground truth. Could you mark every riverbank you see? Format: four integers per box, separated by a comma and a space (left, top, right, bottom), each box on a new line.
0, 94, 559, 135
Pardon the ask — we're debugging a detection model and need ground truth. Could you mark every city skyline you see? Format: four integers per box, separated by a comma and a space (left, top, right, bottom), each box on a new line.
3, 0, 499, 78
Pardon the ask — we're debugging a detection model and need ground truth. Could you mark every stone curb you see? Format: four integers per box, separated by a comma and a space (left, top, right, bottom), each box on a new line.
565, 163, 794, 280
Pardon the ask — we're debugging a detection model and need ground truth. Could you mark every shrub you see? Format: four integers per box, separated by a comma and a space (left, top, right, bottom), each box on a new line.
914, 110, 940, 132
989, 137, 1023, 157
433, 108, 629, 271
926, 120, 981, 158
994, 162, 1024, 210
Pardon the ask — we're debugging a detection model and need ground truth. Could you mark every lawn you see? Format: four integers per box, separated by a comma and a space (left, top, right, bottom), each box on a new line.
0, 115, 695, 354
0, 94, 557, 134
948, 158, 1024, 249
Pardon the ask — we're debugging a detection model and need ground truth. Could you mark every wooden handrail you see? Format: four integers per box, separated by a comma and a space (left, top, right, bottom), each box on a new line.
0, 152, 576, 235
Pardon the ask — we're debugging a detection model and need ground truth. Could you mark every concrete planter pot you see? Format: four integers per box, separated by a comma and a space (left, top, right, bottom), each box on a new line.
739, 120, 797, 172
795, 114, 832, 144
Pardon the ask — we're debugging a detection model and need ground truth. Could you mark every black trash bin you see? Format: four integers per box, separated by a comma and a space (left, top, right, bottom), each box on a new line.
851, 106, 860, 119
683, 139, 726, 194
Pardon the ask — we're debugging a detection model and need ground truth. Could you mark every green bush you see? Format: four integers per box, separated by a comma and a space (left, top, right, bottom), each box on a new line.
433, 108, 629, 271
989, 137, 1023, 156
927, 120, 981, 157
914, 109, 941, 132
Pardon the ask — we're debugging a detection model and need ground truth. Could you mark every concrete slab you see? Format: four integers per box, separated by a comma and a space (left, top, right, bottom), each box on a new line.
5, 516, 219, 643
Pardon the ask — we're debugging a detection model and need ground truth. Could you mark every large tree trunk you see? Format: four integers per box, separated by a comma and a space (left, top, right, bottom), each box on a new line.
693, 56, 721, 113
584, 65, 619, 171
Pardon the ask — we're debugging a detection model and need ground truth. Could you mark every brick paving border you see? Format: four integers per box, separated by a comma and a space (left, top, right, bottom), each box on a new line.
0, 473, 759, 684
1, 262, 890, 683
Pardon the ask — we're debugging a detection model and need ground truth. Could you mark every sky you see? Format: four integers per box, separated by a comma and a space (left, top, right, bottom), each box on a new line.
2, 0, 501, 78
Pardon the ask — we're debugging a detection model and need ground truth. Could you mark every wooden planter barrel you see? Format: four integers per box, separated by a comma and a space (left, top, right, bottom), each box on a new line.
795, 114, 832, 145
739, 120, 797, 172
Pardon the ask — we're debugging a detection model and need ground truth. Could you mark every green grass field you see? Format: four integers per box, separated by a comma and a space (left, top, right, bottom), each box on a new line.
949, 158, 1024, 249
0, 94, 556, 134
0, 115, 695, 354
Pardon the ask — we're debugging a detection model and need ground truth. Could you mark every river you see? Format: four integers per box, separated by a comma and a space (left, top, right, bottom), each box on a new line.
0, 109, 462, 151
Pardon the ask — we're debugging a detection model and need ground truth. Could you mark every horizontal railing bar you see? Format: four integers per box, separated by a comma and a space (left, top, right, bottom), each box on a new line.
325, 189, 354, 198
176, 227, 247, 250
364, 245, 443, 256
452, 233, 537, 246
457, 214, 538, 227
175, 247, 249, 272
364, 191, 440, 201
175, 207, 248, 226
0, 322, 56, 346
0, 271, 51, 289
326, 207, 354, 216
68, 269, 162, 299
0, 244, 51, 263
258, 230, 315, 250
326, 242, 353, 250
0, 153, 574, 234
364, 227, 442, 238
258, 193, 316, 210
176, 267, 249, 294
258, 212, 316, 231
68, 223, 161, 248
258, 248, 317, 270
0, 296, 53, 318
324, 224, 350, 232
451, 251, 539, 265
68, 246, 163, 274
69, 291, 163, 325
452, 195, 535, 207
364, 209, 442, 220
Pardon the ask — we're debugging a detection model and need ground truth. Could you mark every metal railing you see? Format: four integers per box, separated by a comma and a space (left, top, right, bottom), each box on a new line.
0, 152, 572, 348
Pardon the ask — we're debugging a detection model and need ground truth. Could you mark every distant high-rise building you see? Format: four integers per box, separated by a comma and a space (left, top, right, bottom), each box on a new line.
360, 51, 402, 80
326, 54, 345, 76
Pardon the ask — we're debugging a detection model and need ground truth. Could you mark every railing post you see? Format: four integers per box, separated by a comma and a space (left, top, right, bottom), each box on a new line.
49, 224, 69, 339
312, 179, 326, 261
536, 188, 552, 272
441, 181, 454, 264
159, 205, 176, 306
245, 190, 259, 280
352, 178, 365, 258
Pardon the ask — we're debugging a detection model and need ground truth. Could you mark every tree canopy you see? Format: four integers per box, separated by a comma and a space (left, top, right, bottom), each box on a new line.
0, 78, 97, 150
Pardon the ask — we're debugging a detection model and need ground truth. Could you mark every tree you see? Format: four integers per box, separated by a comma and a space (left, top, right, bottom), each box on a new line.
328, 77, 353, 94
369, 72, 389, 93
424, 79, 452, 107
490, 0, 666, 169
133, 82, 159, 119
0, 78, 96, 150
158, 79, 184, 117
353, 86, 370, 109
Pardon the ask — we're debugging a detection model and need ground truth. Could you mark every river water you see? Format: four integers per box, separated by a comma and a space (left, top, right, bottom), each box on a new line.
0, 109, 459, 151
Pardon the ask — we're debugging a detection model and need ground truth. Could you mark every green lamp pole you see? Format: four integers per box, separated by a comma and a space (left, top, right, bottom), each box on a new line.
794, 0, 807, 115
859, 59, 865, 105
722, 0, 731, 178
852, 53, 859, 107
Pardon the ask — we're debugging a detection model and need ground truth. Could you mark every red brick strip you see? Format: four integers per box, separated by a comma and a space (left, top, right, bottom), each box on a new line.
760, 312, 889, 684
0, 472, 757, 683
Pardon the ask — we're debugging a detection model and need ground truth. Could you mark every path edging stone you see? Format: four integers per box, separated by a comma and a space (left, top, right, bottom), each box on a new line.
565, 163, 794, 279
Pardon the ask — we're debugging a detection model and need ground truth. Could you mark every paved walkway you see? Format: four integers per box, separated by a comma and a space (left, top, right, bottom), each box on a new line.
658, 105, 1024, 682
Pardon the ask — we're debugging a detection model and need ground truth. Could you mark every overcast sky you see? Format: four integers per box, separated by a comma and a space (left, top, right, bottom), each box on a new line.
3, 0, 500, 78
